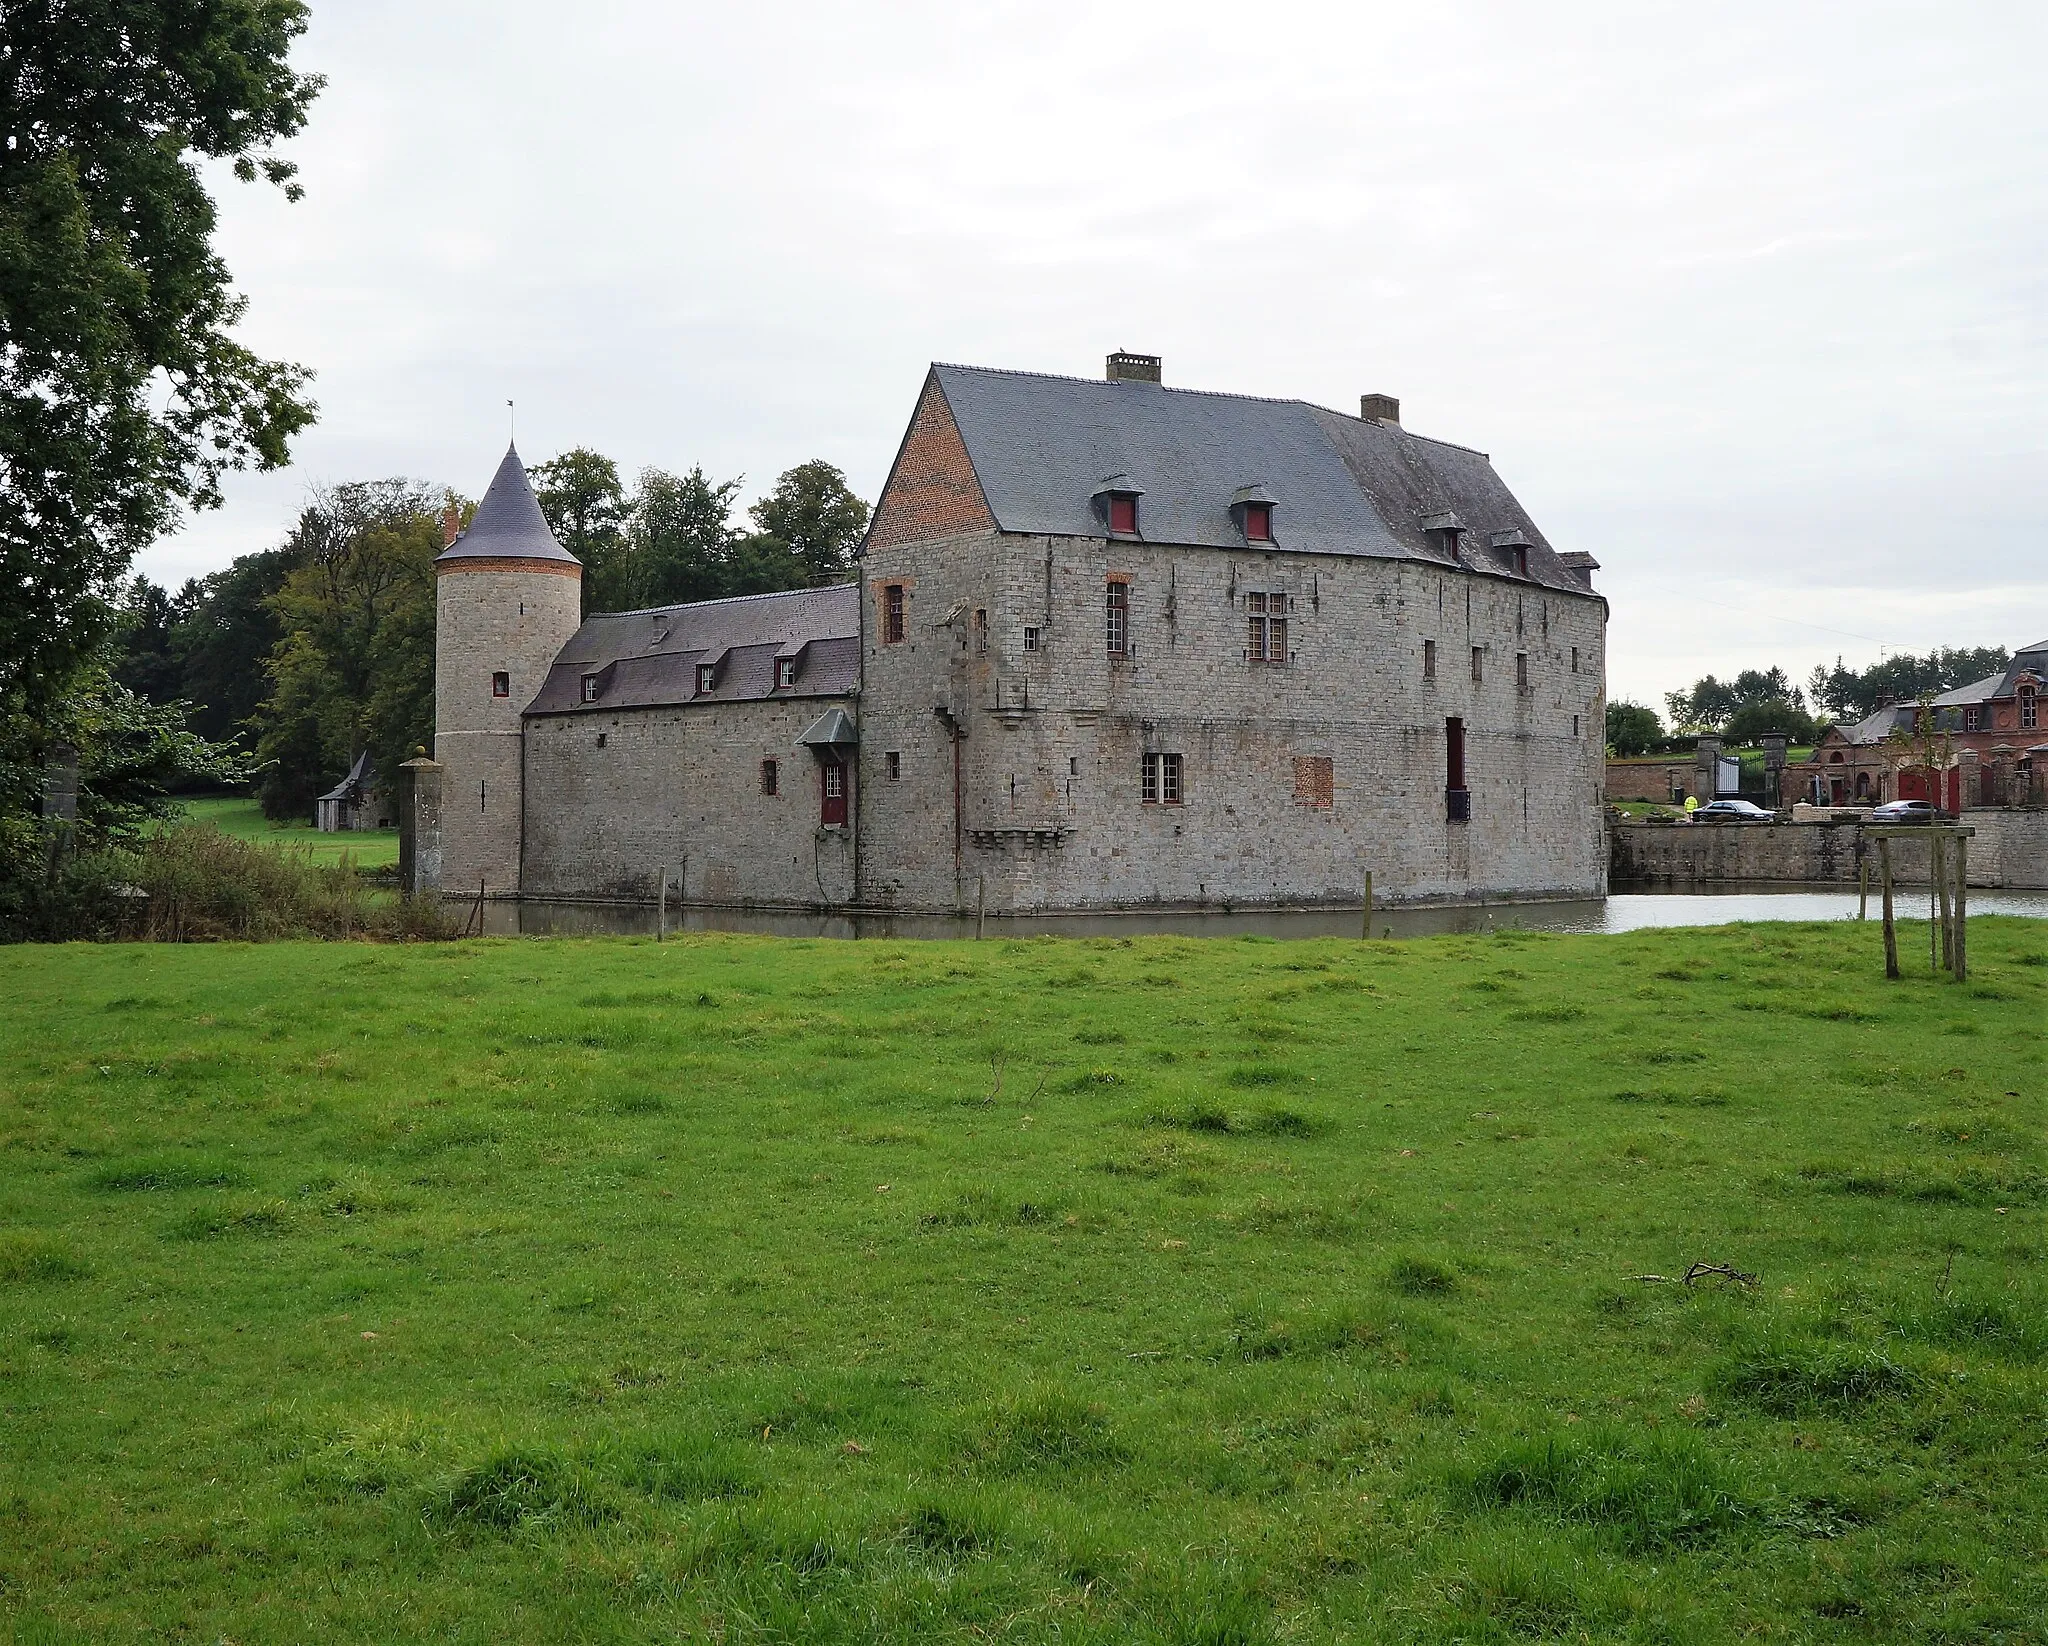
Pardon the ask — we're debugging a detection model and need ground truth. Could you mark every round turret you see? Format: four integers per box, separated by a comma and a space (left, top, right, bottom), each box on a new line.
434, 443, 582, 894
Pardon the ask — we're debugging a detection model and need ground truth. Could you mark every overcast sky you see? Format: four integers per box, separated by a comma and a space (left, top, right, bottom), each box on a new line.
143, 0, 2046, 712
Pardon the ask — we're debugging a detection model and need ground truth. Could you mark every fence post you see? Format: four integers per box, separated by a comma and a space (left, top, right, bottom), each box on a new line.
1879, 838, 1898, 980
977, 876, 987, 941
1953, 836, 1968, 982
1857, 859, 1868, 921
1362, 870, 1374, 940
657, 865, 668, 943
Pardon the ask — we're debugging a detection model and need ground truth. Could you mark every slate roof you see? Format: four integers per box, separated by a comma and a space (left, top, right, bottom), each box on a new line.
317, 750, 375, 803
1840, 705, 1917, 746
922, 364, 1592, 597
527, 583, 858, 716
437, 444, 579, 565
1930, 672, 2009, 709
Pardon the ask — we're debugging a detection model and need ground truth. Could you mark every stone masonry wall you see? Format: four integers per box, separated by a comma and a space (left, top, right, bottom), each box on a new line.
858, 530, 1609, 912
521, 696, 857, 906
1612, 812, 2045, 889
435, 562, 581, 896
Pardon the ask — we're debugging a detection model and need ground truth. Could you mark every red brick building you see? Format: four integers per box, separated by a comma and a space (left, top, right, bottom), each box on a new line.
1790, 639, 2044, 808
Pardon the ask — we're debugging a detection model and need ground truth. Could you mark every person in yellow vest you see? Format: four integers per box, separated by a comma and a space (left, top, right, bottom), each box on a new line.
1683, 794, 1700, 821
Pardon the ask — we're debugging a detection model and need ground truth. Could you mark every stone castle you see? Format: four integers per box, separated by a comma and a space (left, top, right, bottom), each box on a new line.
426, 354, 1608, 913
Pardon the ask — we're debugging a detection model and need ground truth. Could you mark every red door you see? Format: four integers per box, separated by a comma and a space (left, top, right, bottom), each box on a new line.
1946, 767, 1961, 813
820, 755, 849, 826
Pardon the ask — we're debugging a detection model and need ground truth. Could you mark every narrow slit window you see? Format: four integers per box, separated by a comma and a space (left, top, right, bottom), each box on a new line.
1423, 639, 1436, 680
1106, 580, 1130, 657
760, 758, 778, 796
886, 750, 902, 781
1570, 645, 1580, 673
974, 609, 988, 655
1471, 646, 1484, 684
1517, 652, 1530, 692
883, 583, 906, 644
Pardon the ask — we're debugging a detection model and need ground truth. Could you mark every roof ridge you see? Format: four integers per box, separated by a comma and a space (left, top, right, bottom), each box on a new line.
933, 360, 1305, 410
595, 582, 856, 620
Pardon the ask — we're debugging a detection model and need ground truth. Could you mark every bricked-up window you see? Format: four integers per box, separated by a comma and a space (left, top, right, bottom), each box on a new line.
696, 663, 715, 694
1243, 502, 1273, 542
1023, 625, 1040, 652
886, 751, 901, 780
1517, 652, 1530, 692
1141, 751, 1184, 804
492, 671, 510, 698
776, 658, 796, 688
1471, 646, 1484, 683
580, 673, 599, 702
1247, 592, 1288, 663
1108, 494, 1139, 535
883, 583, 906, 644
1293, 755, 1334, 809
1445, 717, 1469, 822
760, 758, 778, 795
1423, 639, 1436, 681
1106, 580, 1130, 657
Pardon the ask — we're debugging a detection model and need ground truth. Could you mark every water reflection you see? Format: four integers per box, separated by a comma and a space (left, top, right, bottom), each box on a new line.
477, 883, 2048, 941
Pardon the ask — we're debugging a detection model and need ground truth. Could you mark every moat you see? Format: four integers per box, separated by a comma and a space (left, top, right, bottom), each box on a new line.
475, 884, 2048, 940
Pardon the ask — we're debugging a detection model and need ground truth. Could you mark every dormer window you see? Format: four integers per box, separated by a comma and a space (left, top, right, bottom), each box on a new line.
1096, 475, 1143, 538
696, 663, 715, 695
580, 673, 599, 703
777, 658, 797, 689
1243, 503, 1273, 542
1513, 546, 1529, 577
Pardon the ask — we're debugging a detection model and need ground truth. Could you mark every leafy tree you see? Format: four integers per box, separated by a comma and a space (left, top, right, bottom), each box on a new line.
1605, 700, 1665, 756
255, 481, 439, 819
628, 465, 746, 608
170, 546, 299, 744
1807, 647, 2011, 721
1722, 699, 1818, 746
111, 575, 190, 704
530, 447, 630, 613
747, 460, 869, 588
1665, 668, 1804, 733
0, 0, 322, 712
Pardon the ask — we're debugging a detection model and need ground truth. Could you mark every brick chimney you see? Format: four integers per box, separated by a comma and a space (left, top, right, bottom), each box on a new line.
440, 500, 462, 547
1360, 393, 1400, 425
1106, 351, 1161, 383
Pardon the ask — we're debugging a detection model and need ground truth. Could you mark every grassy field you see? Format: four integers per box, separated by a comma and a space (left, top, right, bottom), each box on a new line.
0, 922, 2042, 1643
177, 794, 400, 869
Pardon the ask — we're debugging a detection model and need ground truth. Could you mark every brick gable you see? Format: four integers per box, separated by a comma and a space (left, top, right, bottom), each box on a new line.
865, 372, 994, 550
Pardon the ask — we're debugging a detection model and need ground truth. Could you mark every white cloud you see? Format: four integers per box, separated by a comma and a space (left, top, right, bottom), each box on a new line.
140, 0, 2048, 703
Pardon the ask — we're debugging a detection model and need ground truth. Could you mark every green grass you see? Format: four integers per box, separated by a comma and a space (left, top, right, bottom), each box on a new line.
1, 920, 2043, 1642
177, 793, 399, 869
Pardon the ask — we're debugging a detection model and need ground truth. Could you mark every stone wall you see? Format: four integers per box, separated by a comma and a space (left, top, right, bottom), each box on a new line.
1606, 758, 1694, 803
521, 695, 857, 906
435, 561, 582, 896
859, 530, 1608, 912
1612, 810, 2045, 889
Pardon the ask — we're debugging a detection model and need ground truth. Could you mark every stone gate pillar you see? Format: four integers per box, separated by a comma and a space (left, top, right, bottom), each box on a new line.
399, 758, 444, 898
1694, 735, 1722, 803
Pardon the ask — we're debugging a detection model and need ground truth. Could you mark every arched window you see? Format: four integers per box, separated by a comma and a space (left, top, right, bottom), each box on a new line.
1855, 772, 1870, 798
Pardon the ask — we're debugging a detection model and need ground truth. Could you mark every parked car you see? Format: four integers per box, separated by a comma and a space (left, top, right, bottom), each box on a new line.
1691, 799, 1776, 823
1868, 800, 1951, 824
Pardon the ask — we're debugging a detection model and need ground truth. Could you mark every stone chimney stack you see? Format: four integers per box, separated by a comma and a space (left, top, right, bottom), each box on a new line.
441, 501, 462, 547
1360, 393, 1400, 425
1106, 350, 1162, 383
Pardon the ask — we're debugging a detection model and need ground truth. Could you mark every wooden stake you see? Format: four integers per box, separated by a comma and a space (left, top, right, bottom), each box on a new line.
1934, 837, 1952, 973
1930, 837, 1941, 970
657, 864, 668, 942
977, 875, 987, 941
1953, 836, 1968, 982
1879, 839, 1898, 980
1362, 870, 1374, 940
1857, 859, 1868, 921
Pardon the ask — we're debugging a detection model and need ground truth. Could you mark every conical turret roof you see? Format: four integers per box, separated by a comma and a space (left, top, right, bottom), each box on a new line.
436, 443, 579, 565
